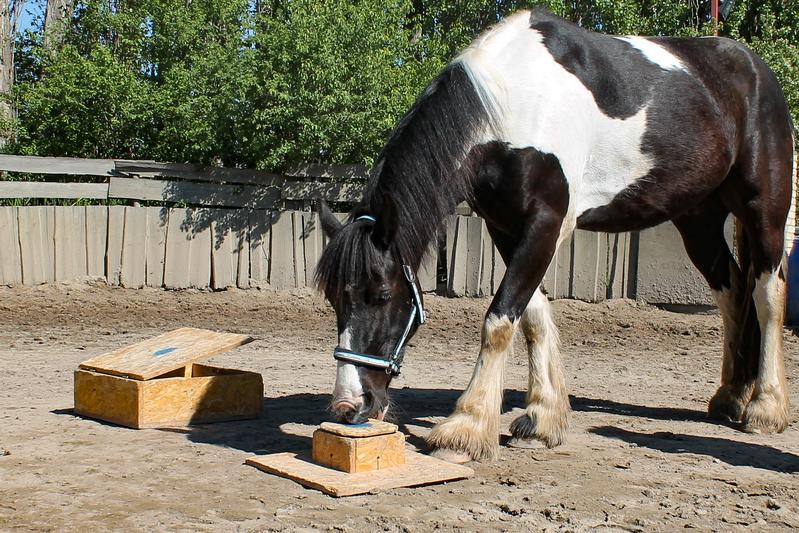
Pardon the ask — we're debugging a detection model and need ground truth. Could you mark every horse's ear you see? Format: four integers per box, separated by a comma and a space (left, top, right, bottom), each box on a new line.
370, 196, 397, 250
317, 199, 343, 238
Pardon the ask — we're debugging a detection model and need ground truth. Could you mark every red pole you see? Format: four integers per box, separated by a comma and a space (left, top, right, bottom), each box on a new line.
711, 0, 719, 35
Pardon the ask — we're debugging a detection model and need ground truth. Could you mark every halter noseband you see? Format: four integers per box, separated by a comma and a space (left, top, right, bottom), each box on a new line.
332, 215, 426, 376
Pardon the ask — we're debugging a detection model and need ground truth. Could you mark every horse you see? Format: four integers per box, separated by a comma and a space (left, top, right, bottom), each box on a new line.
314, 8, 795, 463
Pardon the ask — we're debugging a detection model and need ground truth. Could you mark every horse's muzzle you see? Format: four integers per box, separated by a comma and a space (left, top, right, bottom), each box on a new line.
330, 391, 387, 424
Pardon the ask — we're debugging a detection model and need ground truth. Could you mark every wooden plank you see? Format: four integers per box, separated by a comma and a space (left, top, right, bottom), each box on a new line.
493, 245, 506, 296
270, 211, 296, 290
109, 176, 279, 209
210, 209, 237, 290
85, 206, 108, 279
145, 207, 168, 287
18, 206, 54, 285
138, 367, 262, 427
281, 180, 365, 203
235, 214, 250, 289
554, 233, 573, 299
285, 163, 369, 180
571, 230, 601, 302
319, 420, 398, 437
54, 207, 87, 282
0, 207, 22, 284
445, 216, 467, 297
74, 369, 142, 428
292, 212, 306, 288
312, 430, 405, 473
249, 211, 273, 287
0, 155, 116, 176
79, 327, 253, 380
419, 244, 438, 293
120, 207, 147, 288
301, 211, 323, 286
114, 160, 282, 187
163, 208, 191, 289
188, 209, 212, 289
106, 206, 125, 286
604, 232, 629, 300
465, 217, 484, 297
480, 222, 493, 296
0, 181, 108, 199
246, 450, 474, 498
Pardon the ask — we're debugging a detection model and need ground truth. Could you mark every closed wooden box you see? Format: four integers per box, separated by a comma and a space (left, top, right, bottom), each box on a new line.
312, 420, 406, 473
74, 328, 262, 429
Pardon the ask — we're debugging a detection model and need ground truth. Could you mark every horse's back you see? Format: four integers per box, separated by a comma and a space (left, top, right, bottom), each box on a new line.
463, 9, 793, 232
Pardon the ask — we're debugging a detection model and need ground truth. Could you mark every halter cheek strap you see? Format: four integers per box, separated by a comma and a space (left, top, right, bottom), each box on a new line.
332, 230, 426, 376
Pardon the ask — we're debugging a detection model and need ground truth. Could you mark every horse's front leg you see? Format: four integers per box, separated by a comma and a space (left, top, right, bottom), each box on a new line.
427, 212, 563, 462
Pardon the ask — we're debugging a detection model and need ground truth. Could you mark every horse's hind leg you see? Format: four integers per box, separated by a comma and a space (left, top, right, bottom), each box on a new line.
508, 287, 569, 448
673, 198, 753, 421
722, 147, 793, 433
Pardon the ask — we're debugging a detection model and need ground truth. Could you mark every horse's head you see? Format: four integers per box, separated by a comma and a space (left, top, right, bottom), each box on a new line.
315, 200, 424, 424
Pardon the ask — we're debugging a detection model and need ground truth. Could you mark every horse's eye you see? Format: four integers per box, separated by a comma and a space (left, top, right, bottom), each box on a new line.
377, 290, 391, 304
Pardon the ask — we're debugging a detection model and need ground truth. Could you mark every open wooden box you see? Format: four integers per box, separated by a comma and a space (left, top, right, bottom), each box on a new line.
74, 328, 262, 429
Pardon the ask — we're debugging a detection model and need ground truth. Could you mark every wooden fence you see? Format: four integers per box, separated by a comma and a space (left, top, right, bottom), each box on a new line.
3, 154, 796, 305
0, 203, 653, 302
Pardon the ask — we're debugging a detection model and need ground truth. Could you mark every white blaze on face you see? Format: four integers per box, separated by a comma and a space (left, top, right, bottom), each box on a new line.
333, 326, 364, 403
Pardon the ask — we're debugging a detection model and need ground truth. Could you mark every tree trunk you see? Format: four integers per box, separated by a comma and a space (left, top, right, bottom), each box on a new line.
0, 0, 12, 146
44, 0, 73, 49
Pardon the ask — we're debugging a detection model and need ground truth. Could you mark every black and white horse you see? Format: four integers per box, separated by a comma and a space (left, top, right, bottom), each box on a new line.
315, 9, 795, 462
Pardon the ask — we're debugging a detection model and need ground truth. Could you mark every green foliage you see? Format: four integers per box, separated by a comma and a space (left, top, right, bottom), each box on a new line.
8, 0, 799, 168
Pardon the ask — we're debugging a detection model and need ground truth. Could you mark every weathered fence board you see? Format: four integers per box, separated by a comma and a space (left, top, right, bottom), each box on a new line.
18, 206, 54, 285
446, 216, 468, 297
210, 209, 249, 290
282, 181, 365, 203
109, 176, 280, 209
106, 206, 125, 286
0, 181, 109, 199
114, 160, 282, 187
145, 207, 168, 287
301, 212, 324, 287
0, 155, 115, 176
54, 207, 87, 282
286, 163, 369, 180
120, 207, 147, 288
85, 207, 108, 278
163, 208, 191, 289
0, 207, 22, 284
249, 211, 272, 287
270, 212, 296, 290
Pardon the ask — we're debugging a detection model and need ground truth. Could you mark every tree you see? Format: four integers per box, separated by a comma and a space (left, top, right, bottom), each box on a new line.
43, 0, 73, 48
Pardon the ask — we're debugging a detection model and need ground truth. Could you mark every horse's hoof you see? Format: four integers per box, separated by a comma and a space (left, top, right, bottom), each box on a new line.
708, 385, 748, 422
506, 437, 546, 449
742, 391, 789, 434
430, 448, 472, 464
509, 409, 567, 449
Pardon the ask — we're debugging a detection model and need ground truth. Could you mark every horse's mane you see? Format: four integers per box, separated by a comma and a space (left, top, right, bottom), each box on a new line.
316, 60, 499, 298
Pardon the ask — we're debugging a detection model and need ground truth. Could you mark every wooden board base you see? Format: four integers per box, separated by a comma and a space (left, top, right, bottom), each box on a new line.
246, 450, 474, 497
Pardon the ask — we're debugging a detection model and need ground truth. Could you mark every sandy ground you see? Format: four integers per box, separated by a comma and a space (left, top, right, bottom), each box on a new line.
0, 283, 798, 532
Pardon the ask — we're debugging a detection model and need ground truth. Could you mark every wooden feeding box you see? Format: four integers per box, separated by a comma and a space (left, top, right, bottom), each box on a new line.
247, 420, 474, 497
74, 328, 262, 429
312, 420, 406, 473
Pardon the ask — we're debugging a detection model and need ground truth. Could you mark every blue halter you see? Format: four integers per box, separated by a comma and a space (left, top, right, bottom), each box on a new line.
332, 216, 426, 376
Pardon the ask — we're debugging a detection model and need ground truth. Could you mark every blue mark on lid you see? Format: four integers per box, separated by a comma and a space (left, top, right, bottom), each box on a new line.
347, 423, 371, 428
153, 347, 177, 357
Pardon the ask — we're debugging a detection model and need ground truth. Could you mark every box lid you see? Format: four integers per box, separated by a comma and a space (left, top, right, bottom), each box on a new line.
78, 327, 253, 380
319, 420, 397, 437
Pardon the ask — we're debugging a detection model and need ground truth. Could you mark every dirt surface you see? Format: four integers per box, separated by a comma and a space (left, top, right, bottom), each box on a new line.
1, 283, 798, 532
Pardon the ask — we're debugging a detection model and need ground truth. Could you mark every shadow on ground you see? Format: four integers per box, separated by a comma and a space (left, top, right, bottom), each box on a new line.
590, 425, 799, 474
173, 388, 730, 456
